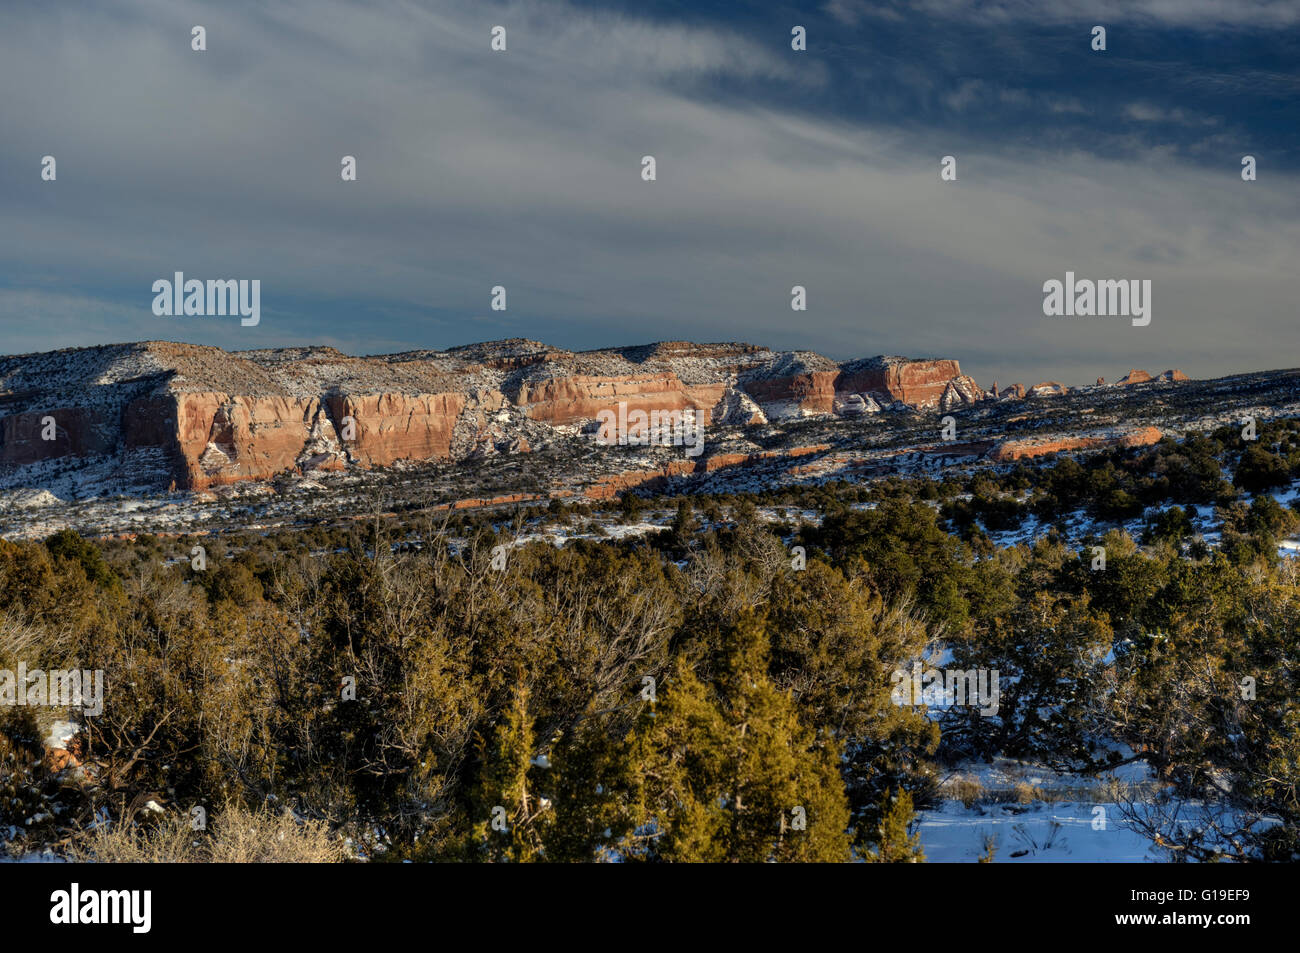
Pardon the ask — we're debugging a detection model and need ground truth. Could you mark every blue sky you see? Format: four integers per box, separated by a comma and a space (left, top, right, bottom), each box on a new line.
1, 0, 1297, 386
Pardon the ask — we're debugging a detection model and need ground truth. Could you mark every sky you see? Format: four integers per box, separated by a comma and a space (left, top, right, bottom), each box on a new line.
1, 0, 1297, 387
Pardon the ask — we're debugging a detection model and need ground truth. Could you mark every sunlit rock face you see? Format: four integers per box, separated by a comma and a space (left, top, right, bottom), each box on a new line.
0, 338, 979, 491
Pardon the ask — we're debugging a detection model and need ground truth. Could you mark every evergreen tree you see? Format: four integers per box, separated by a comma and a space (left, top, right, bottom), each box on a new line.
463, 684, 544, 862
865, 788, 925, 862
542, 705, 644, 862
628, 612, 852, 862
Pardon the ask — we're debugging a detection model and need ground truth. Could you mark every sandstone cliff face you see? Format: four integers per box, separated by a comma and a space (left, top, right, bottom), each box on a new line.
169, 393, 350, 489
739, 355, 980, 419
742, 370, 840, 418
838, 357, 973, 409
886, 358, 965, 406
988, 426, 1163, 462
1117, 369, 1153, 386
0, 339, 982, 494
325, 393, 465, 469
153, 390, 470, 490
514, 375, 697, 429
0, 407, 116, 468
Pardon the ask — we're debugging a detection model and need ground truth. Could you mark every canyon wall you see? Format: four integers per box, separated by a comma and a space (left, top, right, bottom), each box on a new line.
0, 339, 987, 492
0, 407, 117, 467
123, 391, 470, 490
838, 357, 965, 407
988, 426, 1164, 462
325, 393, 466, 469
514, 375, 701, 427
741, 370, 840, 417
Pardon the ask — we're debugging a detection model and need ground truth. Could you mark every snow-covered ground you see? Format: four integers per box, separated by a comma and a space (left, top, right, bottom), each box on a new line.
920, 799, 1159, 862
920, 755, 1163, 863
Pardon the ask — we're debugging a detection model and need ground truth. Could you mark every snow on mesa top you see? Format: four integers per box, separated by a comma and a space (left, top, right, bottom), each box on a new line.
0, 338, 984, 493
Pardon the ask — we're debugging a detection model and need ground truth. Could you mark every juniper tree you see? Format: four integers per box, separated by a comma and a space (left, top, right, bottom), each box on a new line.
626, 611, 852, 862
865, 788, 925, 863
461, 683, 545, 862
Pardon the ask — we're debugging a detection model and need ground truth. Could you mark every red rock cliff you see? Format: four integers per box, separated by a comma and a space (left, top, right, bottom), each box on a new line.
837, 357, 973, 408
0, 339, 981, 493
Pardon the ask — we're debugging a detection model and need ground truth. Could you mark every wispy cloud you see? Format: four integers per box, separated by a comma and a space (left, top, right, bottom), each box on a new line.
0, 0, 1296, 387
824, 0, 1300, 28
1124, 102, 1220, 125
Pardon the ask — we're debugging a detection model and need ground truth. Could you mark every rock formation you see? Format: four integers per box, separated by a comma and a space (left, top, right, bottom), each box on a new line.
988, 426, 1163, 462
0, 339, 983, 492
713, 382, 768, 426
939, 376, 985, 411
1117, 369, 1153, 386
838, 356, 976, 409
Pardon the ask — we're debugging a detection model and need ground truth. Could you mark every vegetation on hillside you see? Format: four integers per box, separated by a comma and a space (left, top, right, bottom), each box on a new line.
2, 425, 1298, 862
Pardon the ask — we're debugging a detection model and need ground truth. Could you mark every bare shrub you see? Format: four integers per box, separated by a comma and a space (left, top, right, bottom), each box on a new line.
207, 806, 342, 863
1014, 780, 1045, 804
75, 805, 343, 863
948, 775, 984, 808
75, 816, 198, 863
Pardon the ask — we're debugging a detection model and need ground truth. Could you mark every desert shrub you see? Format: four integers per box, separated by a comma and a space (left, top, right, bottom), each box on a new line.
1235, 445, 1290, 493
75, 806, 342, 863
949, 776, 984, 808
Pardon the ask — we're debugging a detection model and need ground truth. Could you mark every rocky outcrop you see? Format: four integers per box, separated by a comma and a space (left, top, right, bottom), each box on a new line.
129, 389, 467, 490
325, 393, 465, 469
833, 393, 882, 416
838, 356, 971, 409
42, 719, 84, 775
988, 426, 1163, 462
1119, 426, 1166, 448
739, 354, 981, 418
939, 375, 985, 411
0, 407, 117, 467
1114, 368, 1188, 386
739, 352, 841, 419
581, 444, 830, 499
0, 339, 981, 494
1117, 369, 1153, 386
174, 393, 321, 488
512, 374, 711, 442
713, 383, 768, 426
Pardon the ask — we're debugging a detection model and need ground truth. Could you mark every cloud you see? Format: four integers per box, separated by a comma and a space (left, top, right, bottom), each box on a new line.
1123, 102, 1219, 125
0, 0, 1296, 388
824, 0, 1300, 28
1048, 98, 1091, 115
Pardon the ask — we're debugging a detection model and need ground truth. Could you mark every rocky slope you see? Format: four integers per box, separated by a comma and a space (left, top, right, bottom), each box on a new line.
1, 348, 1277, 541
0, 339, 984, 492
